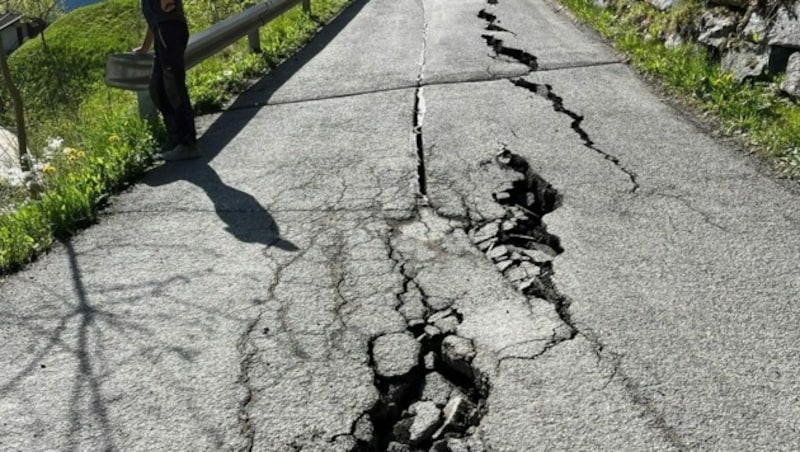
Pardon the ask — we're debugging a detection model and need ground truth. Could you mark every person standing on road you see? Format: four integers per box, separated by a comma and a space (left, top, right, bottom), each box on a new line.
133, 0, 200, 161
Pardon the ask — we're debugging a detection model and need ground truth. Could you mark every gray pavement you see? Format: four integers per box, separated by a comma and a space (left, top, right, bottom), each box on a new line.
2, 0, 799, 450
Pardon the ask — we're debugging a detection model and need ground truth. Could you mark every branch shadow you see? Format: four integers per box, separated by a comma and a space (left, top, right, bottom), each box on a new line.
61, 239, 115, 452
0, 240, 266, 448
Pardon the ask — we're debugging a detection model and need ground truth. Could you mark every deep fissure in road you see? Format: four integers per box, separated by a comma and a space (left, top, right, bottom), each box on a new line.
471, 148, 577, 338
354, 238, 488, 451
416, 0, 429, 199
481, 34, 538, 70
477, 9, 514, 35
415, 89, 427, 197
478, 2, 639, 193
511, 79, 640, 192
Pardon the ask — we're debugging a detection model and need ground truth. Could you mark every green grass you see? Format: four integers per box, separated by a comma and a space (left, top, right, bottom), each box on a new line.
558, 0, 800, 177
0, 0, 353, 274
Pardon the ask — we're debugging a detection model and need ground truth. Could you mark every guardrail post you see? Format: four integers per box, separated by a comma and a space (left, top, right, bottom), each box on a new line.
245, 3, 262, 53
303, 0, 310, 14
247, 29, 262, 53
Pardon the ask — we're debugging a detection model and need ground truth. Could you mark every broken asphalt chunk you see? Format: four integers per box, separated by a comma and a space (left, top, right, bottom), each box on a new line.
373, 332, 421, 378
422, 371, 456, 407
441, 335, 476, 381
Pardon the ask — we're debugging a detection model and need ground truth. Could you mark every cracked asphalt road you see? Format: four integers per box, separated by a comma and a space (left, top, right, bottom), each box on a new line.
2, 0, 799, 450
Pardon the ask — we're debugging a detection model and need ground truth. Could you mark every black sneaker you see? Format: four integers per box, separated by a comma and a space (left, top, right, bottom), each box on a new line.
159, 143, 201, 161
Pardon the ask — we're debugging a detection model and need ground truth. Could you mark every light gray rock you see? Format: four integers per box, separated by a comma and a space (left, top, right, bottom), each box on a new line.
424, 351, 437, 370
743, 12, 767, 43
434, 393, 476, 438
470, 221, 499, 244
422, 372, 455, 406
505, 261, 540, 283
353, 414, 374, 443
387, 441, 412, 452
428, 309, 460, 334
647, 0, 680, 11
721, 43, 770, 82
781, 51, 800, 98
664, 32, 685, 49
373, 332, 421, 378
485, 244, 509, 261
431, 437, 470, 452
768, 2, 800, 49
407, 401, 443, 445
698, 10, 736, 49
465, 434, 487, 452
521, 247, 554, 262
424, 324, 442, 337
495, 259, 513, 272
441, 335, 476, 381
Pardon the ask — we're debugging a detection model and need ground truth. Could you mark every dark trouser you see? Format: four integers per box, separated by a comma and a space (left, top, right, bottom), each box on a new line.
150, 20, 196, 147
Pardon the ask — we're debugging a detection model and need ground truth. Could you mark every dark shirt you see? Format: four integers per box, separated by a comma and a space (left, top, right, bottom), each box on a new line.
141, 0, 186, 28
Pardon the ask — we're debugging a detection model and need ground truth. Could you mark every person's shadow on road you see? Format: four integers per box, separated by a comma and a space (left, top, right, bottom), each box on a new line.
141, 139, 297, 251
137, 0, 372, 251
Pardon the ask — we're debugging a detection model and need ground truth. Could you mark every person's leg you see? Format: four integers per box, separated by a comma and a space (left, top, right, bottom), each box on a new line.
155, 21, 196, 147
149, 48, 179, 149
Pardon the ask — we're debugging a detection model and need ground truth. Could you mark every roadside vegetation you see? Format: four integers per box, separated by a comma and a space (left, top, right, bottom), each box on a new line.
0, 0, 351, 273
558, 0, 800, 177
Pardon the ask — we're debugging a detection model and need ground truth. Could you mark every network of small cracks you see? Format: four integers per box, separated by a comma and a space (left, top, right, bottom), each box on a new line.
237, 238, 317, 452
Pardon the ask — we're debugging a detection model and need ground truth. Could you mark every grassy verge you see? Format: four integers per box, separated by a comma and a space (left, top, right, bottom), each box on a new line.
0, 0, 352, 274
557, 0, 800, 176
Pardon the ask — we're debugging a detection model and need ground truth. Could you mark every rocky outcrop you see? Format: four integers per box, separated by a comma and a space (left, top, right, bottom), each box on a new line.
598, 0, 800, 100
768, 2, 800, 49
782, 52, 800, 98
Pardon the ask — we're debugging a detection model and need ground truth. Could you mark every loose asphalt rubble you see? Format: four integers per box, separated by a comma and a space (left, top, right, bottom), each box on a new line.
1, 0, 799, 450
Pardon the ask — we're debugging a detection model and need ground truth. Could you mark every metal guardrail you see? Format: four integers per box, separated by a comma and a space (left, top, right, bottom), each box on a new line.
105, 0, 311, 116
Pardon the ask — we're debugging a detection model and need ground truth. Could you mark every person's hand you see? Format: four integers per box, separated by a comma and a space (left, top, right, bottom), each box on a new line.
161, 0, 176, 12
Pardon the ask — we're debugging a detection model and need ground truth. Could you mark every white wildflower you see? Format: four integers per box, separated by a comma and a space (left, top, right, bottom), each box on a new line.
47, 137, 64, 151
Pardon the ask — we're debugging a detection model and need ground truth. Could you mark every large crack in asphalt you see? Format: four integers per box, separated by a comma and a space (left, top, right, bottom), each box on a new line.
467, 3, 690, 448
415, 0, 430, 202
471, 148, 578, 343
351, 223, 488, 451
511, 79, 640, 192
478, 1, 639, 193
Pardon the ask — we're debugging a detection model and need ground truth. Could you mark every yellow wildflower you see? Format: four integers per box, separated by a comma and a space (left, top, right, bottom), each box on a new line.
64, 147, 85, 162
42, 164, 56, 175
108, 134, 121, 144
